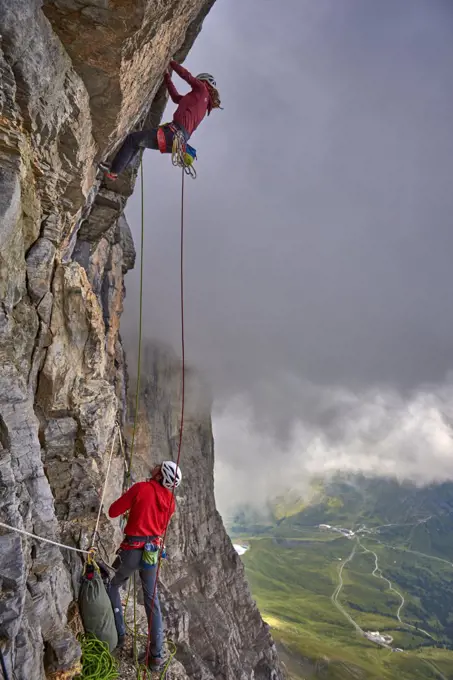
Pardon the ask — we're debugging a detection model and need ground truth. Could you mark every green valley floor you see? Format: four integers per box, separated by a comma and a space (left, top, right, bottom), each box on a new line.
238, 529, 453, 680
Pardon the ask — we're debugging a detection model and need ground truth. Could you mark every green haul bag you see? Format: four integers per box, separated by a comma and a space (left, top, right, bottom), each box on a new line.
78, 563, 118, 652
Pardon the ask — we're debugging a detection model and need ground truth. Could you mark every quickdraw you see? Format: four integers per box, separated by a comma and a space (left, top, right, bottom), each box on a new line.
171, 130, 197, 179
157, 123, 197, 179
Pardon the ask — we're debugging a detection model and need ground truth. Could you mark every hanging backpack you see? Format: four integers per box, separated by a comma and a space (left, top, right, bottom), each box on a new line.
78, 561, 118, 652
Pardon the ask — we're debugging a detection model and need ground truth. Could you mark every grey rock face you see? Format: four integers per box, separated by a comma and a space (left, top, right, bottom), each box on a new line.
77, 188, 126, 243
0, 160, 25, 312
26, 238, 56, 304
118, 215, 136, 273
0, 1, 284, 679
36, 291, 53, 325
41, 214, 63, 245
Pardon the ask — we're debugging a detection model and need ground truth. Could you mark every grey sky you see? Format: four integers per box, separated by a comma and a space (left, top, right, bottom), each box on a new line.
124, 0, 453, 510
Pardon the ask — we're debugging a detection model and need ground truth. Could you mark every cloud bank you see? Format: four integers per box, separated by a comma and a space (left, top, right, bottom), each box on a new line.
213, 377, 453, 514
123, 0, 453, 512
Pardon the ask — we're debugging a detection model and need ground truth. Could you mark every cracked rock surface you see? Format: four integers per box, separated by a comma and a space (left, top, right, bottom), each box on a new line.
0, 2, 284, 679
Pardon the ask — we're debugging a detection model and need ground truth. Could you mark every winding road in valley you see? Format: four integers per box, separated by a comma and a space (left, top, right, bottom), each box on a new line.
330, 538, 448, 680
330, 529, 436, 646
359, 540, 406, 621
331, 539, 365, 636
358, 540, 435, 640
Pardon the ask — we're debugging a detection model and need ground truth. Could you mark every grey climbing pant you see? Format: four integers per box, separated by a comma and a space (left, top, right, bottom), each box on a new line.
108, 548, 163, 658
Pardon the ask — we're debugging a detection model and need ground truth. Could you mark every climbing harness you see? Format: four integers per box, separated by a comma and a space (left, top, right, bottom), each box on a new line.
77, 634, 119, 679
157, 123, 197, 179
140, 540, 165, 569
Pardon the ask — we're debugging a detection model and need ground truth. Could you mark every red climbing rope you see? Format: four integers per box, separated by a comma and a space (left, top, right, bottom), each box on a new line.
142, 166, 186, 677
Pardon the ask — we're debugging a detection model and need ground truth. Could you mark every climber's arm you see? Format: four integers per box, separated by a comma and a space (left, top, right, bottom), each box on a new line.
164, 72, 183, 103
170, 60, 203, 89
108, 485, 137, 518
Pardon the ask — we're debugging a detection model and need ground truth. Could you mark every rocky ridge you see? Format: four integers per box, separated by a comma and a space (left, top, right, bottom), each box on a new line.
0, 2, 283, 679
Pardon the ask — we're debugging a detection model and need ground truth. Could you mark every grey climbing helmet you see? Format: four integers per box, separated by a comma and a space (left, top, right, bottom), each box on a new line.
161, 461, 182, 490
196, 73, 216, 88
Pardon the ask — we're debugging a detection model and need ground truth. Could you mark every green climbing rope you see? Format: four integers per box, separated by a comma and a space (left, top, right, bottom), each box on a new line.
158, 641, 177, 679
77, 630, 174, 680
127, 153, 146, 480
135, 640, 177, 680
77, 634, 119, 680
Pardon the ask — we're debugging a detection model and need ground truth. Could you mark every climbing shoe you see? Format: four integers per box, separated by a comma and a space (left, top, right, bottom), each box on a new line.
138, 651, 165, 669
98, 162, 118, 180
148, 654, 165, 670
112, 634, 126, 658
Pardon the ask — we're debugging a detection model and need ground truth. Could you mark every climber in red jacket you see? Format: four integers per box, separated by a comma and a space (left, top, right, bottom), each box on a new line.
100, 61, 221, 179
107, 460, 182, 669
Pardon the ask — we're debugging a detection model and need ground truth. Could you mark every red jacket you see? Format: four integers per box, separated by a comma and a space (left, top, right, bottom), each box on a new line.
109, 480, 175, 548
164, 60, 211, 137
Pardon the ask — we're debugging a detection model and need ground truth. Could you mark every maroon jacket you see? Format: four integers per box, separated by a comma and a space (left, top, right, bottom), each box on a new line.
164, 60, 212, 137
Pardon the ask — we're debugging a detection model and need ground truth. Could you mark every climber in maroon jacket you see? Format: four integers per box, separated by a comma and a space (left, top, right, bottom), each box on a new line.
100, 61, 221, 179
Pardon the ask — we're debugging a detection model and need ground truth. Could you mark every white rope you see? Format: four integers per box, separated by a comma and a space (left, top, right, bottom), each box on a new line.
91, 423, 118, 547
0, 422, 120, 556
0, 521, 90, 554
117, 420, 128, 477
117, 421, 125, 458
116, 420, 130, 532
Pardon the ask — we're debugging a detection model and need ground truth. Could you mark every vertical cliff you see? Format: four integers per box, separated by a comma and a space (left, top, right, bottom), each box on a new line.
0, 2, 283, 678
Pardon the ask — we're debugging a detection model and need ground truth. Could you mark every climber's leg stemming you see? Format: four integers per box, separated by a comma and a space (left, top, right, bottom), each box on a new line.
110, 129, 160, 175
108, 548, 142, 636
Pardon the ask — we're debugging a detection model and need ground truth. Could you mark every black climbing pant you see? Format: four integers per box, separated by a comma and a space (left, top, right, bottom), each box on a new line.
110, 122, 188, 175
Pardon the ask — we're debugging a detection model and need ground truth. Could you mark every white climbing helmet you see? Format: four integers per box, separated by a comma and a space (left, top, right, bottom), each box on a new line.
161, 461, 182, 490
196, 72, 216, 88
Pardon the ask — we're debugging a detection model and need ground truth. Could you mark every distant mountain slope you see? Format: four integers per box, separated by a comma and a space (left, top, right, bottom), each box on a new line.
228, 475, 453, 680
230, 475, 453, 561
